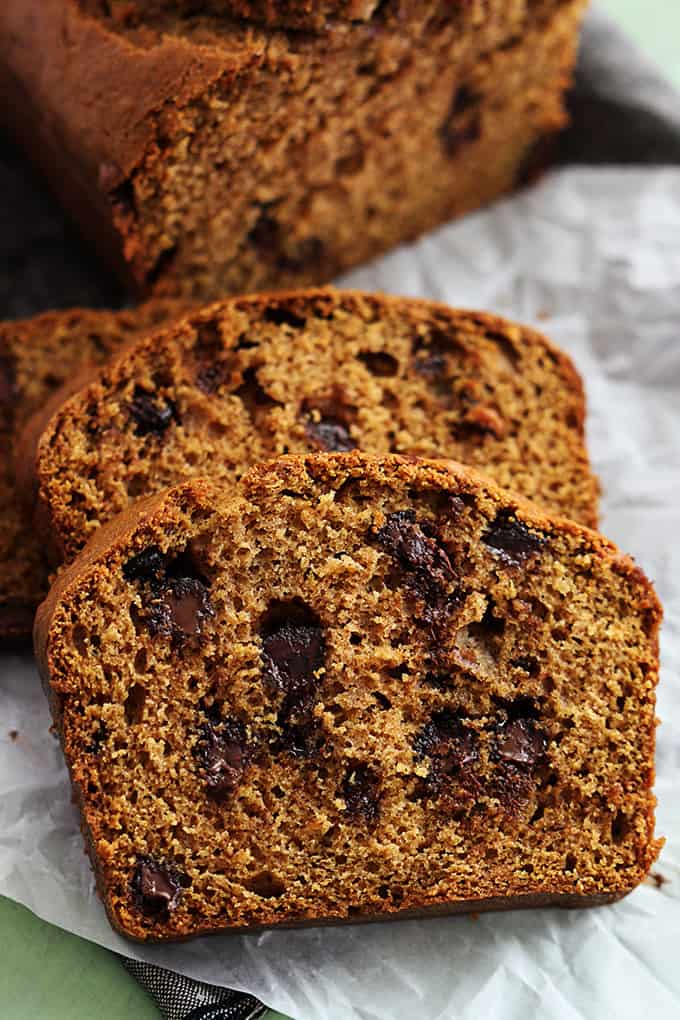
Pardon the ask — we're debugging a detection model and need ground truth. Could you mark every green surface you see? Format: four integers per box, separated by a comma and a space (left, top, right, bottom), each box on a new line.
601, 0, 680, 86
2, 5, 679, 1019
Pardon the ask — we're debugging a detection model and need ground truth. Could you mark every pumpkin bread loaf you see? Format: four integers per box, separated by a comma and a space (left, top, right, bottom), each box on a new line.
35, 453, 662, 941
25, 290, 599, 568
0, 299, 185, 637
0, 0, 587, 298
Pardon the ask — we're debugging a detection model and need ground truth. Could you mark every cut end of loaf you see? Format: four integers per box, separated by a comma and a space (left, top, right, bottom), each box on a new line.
36, 453, 661, 941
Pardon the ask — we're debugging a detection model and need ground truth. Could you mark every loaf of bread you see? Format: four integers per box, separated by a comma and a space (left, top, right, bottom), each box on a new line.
0, 300, 185, 637
0, 1, 587, 298
35, 452, 662, 942
23, 289, 599, 570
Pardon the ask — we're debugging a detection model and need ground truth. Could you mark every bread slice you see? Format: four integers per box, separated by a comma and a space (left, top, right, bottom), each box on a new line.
0, 299, 185, 637
25, 289, 599, 572
35, 452, 661, 942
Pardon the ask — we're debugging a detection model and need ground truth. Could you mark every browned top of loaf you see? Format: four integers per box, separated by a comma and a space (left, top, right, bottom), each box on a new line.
35, 452, 662, 941
0, 0, 570, 192
104, 0, 382, 31
26, 288, 600, 567
0, 299, 186, 637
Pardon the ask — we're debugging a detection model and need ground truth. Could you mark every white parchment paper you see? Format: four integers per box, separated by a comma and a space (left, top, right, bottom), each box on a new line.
1, 167, 679, 1019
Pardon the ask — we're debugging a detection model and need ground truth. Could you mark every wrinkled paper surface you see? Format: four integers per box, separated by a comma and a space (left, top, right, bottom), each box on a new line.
1, 168, 679, 1020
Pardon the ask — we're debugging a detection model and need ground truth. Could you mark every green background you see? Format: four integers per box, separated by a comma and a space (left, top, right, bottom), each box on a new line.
2, 4, 678, 1018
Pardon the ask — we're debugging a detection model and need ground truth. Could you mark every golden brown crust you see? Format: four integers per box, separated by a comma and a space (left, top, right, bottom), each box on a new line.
36, 453, 661, 942
0, 1, 587, 297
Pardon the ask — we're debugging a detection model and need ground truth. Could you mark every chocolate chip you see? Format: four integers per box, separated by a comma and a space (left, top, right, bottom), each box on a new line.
195, 720, 248, 800
451, 84, 480, 116
341, 761, 381, 824
414, 711, 479, 769
303, 390, 357, 452
374, 510, 456, 605
492, 718, 547, 770
414, 711, 479, 799
235, 367, 279, 425
261, 602, 325, 692
123, 546, 166, 584
131, 857, 184, 916
358, 351, 399, 378
87, 721, 108, 754
482, 510, 546, 565
413, 328, 462, 379
128, 385, 177, 437
263, 306, 307, 329
260, 601, 325, 757
439, 85, 482, 157
305, 416, 356, 452
147, 578, 214, 639
248, 211, 280, 251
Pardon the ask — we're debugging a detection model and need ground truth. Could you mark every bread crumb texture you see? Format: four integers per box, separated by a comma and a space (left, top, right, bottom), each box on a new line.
36, 453, 662, 942
33, 290, 598, 575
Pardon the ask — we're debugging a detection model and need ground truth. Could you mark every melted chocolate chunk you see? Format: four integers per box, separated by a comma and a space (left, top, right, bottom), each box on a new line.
439, 85, 482, 157
261, 602, 325, 691
482, 510, 546, 565
247, 211, 280, 251
415, 711, 479, 768
147, 578, 214, 639
305, 415, 356, 452
414, 711, 479, 800
375, 510, 456, 606
261, 601, 326, 757
195, 720, 248, 799
413, 329, 458, 377
341, 762, 381, 824
128, 385, 177, 437
247, 210, 325, 272
131, 857, 184, 916
277, 719, 318, 758
87, 721, 108, 754
492, 718, 547, 770
123, 546, 166, 585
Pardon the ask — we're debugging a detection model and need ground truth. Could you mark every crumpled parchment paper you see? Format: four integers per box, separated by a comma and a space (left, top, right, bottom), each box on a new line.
1, 166, 679, 1019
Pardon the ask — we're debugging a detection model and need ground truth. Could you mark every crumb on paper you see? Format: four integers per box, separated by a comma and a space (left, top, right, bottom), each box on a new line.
651, 872, 669, 889
9, 730, 18, 741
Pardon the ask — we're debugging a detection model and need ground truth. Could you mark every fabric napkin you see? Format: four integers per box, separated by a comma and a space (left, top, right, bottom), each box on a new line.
0, 7, 678, 1019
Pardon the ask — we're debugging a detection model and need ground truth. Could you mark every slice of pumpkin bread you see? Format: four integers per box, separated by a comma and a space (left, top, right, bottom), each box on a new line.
26, 289, 599, 569
35, 453, 661, 942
